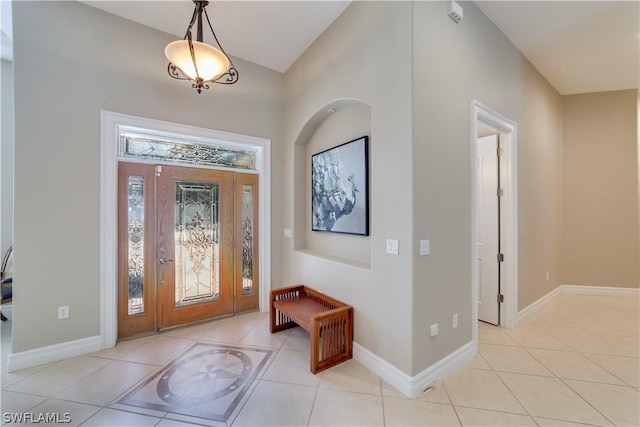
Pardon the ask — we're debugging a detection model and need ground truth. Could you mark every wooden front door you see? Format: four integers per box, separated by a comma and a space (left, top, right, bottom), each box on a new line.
118, 162, 259, 339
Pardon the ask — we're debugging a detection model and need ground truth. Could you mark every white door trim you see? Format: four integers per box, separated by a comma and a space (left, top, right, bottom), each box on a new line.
100, 110, 271, 350
471, 101, 518, 343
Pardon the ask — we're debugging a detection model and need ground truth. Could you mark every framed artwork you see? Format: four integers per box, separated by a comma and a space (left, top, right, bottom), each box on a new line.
311, 136, 369, 235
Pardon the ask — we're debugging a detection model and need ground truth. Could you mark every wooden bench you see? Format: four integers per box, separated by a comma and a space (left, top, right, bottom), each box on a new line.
270, 285, 353, 374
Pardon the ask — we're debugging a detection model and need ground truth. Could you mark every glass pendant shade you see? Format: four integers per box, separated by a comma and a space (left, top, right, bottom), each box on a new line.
165, 40, 231, 82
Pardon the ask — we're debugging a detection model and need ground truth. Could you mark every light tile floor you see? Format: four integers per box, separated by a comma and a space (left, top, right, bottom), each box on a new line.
1, 293, 638, 426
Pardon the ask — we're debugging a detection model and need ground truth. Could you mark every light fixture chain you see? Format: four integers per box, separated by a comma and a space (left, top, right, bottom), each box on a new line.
183, 7, 199, 40
203, 8, 229, 62
203, 8, 239, 84
186, 31, 203, 87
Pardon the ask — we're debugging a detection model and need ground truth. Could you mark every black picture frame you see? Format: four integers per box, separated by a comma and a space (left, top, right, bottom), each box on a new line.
311, 136, 369, 235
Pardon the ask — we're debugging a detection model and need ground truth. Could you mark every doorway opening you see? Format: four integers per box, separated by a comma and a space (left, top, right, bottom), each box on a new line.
118, 163, 259, 338
471, 101, 518, 342
101, 111, 271, 349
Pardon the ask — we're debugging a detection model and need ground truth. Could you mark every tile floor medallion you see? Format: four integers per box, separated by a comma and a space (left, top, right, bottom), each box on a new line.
119, 342, 272, 423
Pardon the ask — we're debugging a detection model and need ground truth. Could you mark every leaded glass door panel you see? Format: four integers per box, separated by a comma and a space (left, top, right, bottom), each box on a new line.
157, 166, 235, 329
118, 162, 157, 338
234, 173, 259, 313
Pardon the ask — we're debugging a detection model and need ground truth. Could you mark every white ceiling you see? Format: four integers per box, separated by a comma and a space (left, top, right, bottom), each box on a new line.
6, 1, 639, 95
79, 0, 351, 73
475, 1, 639, 95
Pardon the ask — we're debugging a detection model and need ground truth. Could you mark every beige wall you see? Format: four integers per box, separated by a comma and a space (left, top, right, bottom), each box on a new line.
283, 1, 415, 373
562, 90, 639, 287
412, 1, 564, 372
11, 1, 283, 353
284, 1, 565, 376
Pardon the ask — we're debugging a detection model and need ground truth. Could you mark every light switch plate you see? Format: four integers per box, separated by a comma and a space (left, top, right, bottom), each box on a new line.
420, 239, 430, 256
430, 323, 439, 337
284, 228, 292, 238
386, 239, 399, 255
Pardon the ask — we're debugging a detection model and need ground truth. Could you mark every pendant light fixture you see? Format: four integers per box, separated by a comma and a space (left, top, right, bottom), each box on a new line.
165, 0, 238, 93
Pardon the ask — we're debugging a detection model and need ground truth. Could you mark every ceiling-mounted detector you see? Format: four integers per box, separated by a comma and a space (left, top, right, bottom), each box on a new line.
448, 0, 463, 24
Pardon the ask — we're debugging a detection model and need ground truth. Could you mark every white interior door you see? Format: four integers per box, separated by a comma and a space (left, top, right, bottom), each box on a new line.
477, 135, 500, 325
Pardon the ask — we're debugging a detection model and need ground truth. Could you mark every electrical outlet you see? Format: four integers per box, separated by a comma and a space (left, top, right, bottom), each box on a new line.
452, 313, 458, 328
58, 306, 69, 320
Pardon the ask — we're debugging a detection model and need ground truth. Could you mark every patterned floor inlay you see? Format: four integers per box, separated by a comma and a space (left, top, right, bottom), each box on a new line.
119, 342, 273, 422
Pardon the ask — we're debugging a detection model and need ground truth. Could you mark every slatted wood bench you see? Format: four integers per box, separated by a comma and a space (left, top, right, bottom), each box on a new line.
270, 285, 353, 374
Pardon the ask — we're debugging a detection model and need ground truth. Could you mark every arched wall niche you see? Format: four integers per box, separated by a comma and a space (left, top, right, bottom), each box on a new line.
293, 98, 372, 266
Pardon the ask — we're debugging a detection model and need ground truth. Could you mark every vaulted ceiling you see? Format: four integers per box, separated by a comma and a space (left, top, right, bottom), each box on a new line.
475, 1, 639, 95
79, 0, 351, 74
4, 1, 639, 95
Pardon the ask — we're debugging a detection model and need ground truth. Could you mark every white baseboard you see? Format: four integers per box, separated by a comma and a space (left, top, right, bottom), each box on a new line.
354, 340, 475, 399
518, 286, 564, 323
560, 284, 639, 297
7, 335, 102, 372
353, 343, 413, 397
519, 284, 640, 323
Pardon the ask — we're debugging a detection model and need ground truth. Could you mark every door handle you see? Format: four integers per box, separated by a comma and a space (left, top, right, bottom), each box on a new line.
159, 258, 173, 264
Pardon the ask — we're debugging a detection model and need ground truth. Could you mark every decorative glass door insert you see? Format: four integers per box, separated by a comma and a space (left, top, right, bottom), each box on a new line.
119, 131, 257, 170
175, 182, 220, 307
127, 176, 146, 315
241, 185, 254, 295
234, 173, 259, 313
118, 163, 157, 338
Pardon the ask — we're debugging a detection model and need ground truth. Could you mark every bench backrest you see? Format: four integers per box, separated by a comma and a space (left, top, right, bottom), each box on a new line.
302, 286, 347, 310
